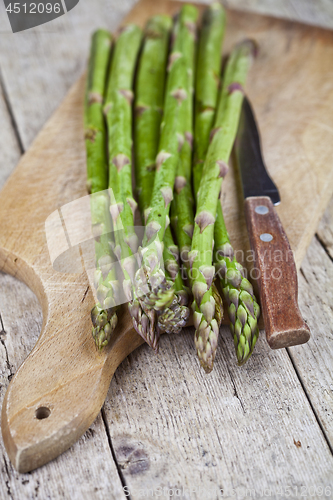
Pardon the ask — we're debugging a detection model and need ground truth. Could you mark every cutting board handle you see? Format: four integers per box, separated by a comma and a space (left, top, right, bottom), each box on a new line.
1, 247, 144, 473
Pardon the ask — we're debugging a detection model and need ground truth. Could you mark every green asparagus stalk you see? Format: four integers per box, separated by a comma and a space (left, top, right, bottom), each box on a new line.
194, 26, 260, 365
90, 194, 120, 349
162, 227, 184, 296
170, 5, 198, 274
134, 15, 172, 218
158, 226, 189, 334
192, 11, 259, 365
85, 29, 112, 195
191, 4, 226, 370
133, 7, 197, 337
190, 40, 255, 373
212, 39, 260, 365
133, 14, 190, 343
158, 5, 198, 333
214, 203, 260, 365
104, 25, 144, 340
131, 15, 173, 348
156, 6, 198, 334
84, 29, 119, 349
193, 3, 226, 196
168, 6, 225, 359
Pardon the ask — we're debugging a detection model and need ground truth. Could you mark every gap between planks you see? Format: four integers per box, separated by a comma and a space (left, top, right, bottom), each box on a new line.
286, 348, 333, 456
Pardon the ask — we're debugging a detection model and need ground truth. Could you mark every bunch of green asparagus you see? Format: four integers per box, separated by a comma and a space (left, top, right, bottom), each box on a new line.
84, 3, 260, 372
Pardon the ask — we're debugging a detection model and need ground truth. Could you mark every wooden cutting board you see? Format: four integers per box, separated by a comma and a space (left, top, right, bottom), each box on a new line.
2, 0, 333, 474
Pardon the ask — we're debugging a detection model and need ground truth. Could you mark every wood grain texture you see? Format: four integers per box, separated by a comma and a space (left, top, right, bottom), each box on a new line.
104, 329, 333, 499
0, 0, 333, 496
244, 196, 310, 348
317, 196, 333, 260
289, 237, 333, 445
225, 0, 333, 29
0, 85, 22, 187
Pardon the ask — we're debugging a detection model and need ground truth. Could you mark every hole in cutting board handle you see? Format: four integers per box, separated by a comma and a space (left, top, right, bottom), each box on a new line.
35, 406, 51, 420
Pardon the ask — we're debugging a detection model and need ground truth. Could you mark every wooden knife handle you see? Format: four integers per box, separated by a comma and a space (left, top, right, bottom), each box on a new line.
244, 196, 310, 349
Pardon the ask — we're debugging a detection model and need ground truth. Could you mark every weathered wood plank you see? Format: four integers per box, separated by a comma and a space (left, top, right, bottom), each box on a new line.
104, 326, 333, 498
0, 272, 126, 500
0, 86, 21, 189
224, 0, 333, 29
317, 197, 333, 260
288, 235, 333, 445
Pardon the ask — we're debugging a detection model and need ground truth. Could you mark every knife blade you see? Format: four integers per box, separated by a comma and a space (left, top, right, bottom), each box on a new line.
235, 96, 310, 349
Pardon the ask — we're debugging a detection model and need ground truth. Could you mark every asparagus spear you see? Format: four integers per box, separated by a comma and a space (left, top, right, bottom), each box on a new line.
133, 7, 197, 341
170, 5, 198, 273
85, 30, 112, 195
169, 5, 225, 358
134, 15, 172, 218
190, 40, 255, 373
158, 6, 198, 333
193, 2, 226, 197
132, 15, 172, 347
212, 39, 260, 365
104, 25, 144, 340
194, 26, 260, 365
90, 195, 120, 350
214, 203, 260, 365
157, 6, 198, 333
191, 4, 226, 370
84, 29, 119, 349
158, 226, 189, 334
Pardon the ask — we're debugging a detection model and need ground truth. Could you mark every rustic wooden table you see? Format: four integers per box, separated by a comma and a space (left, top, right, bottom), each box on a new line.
0, 0, 333, 498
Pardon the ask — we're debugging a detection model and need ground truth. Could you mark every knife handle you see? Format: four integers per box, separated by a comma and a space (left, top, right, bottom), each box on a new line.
244, 196, 310, 349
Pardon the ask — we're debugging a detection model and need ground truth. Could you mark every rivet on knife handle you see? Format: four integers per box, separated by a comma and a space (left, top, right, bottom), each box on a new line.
244, 196, 310, 349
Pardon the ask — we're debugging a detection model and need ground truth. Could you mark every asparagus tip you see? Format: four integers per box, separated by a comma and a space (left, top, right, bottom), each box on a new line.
237, 38, 258, 59
92, 311, 118, 350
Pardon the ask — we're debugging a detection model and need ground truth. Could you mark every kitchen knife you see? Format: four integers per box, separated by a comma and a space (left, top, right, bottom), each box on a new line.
235, 96, 310, 349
